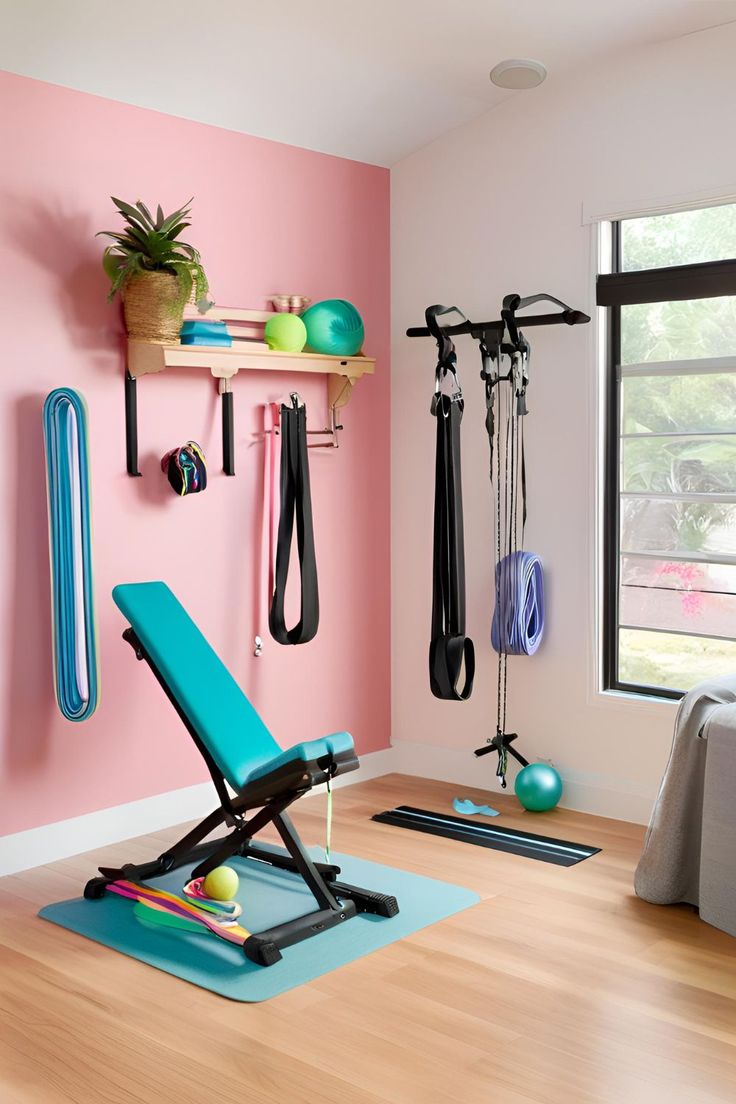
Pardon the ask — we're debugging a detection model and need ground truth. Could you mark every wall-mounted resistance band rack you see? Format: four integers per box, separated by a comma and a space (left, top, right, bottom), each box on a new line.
124, 305, 375, 476
406, 290, 590, 783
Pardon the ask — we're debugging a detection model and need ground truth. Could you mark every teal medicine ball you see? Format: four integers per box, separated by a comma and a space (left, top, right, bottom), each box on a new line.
301, 299, 364, 357
514, 762, 563, 812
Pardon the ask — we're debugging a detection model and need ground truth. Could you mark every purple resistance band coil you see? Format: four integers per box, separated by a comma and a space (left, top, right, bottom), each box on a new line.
491, 550, 545, 656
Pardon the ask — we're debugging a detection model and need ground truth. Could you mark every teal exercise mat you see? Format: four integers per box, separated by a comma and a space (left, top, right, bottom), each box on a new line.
39, 851, 479, 1002
43, 388, 99, 721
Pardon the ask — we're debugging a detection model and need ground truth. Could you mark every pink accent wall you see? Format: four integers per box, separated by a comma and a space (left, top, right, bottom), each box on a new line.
0, 71, 390, 837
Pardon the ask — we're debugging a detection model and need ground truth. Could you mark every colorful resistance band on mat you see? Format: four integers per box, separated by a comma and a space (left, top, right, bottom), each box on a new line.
133, 901, 207, 935
43, 388, 99, 721
182, 878, 243, 920
491, 550, 545, 656
106, 881, 251, 946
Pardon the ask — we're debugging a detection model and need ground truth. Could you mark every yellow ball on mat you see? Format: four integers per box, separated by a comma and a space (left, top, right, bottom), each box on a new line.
202, 866, 240, 901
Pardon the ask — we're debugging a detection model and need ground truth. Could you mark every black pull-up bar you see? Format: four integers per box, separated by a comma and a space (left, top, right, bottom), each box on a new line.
406, 292, 590, 340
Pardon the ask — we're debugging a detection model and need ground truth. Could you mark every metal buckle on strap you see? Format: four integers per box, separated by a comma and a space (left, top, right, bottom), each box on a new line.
511, 343, 530, 415
511, 350, 524, 390
479, 341, 500, 411
431, 387, 463, 417
433, 351, 463, 411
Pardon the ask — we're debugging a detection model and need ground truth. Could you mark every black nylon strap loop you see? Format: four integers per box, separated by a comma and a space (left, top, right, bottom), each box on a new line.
269, 398, 319, 645
429, 390, 475, 701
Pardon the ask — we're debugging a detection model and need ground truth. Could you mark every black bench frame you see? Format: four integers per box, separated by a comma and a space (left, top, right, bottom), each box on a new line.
84, 628, 399, 966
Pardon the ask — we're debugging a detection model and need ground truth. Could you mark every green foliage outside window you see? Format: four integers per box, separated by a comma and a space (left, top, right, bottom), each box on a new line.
615, 203, 736, 691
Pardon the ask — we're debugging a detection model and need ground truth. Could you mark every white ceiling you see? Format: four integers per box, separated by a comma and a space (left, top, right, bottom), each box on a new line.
1, 0, 735, 165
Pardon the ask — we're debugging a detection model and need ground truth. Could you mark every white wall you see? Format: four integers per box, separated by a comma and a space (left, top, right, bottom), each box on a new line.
390, 23, 736, 823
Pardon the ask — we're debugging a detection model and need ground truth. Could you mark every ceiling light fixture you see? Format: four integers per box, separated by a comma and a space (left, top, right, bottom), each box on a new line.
490, 59, 547, 90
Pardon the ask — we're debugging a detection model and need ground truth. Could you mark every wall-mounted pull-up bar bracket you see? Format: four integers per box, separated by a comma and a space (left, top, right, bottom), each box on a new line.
406, 292, 590, 342
123, 307, 374, 477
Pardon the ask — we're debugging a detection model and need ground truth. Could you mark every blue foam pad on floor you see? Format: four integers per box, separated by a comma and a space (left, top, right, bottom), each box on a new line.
39, 851, 479, 1002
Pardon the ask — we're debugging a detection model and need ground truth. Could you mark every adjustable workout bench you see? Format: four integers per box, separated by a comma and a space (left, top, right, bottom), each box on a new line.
84, 582, 398, 966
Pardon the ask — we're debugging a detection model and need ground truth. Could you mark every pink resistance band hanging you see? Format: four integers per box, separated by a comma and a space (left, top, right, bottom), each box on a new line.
265, 401, 280, 602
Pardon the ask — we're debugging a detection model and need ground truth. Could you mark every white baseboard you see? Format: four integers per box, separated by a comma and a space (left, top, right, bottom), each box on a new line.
0, 742, 653, 877
332, 747, 395, 789
0, 781, 216, 878
389, 740, 655, 825
0, 747, 395, 877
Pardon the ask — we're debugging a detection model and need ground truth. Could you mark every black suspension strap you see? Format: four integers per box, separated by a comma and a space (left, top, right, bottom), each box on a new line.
427, 305, 475, 701
510, 337, 530, 534
269, 393, 319, 645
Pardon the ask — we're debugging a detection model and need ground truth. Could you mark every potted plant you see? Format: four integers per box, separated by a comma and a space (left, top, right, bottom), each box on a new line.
98, 197, 210, 343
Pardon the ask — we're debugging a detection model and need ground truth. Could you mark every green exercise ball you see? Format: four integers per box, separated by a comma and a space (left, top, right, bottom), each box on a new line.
301, 299, 364, 357
514, 762, 563, 812
264, 312, 307, 353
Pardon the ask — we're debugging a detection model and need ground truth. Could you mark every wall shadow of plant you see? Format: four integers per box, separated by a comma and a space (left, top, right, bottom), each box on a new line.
0, 195, 124, 367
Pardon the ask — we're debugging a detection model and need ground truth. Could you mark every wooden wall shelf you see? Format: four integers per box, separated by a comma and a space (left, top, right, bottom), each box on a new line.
127, 340, 375, 383
124, 306, 375, 477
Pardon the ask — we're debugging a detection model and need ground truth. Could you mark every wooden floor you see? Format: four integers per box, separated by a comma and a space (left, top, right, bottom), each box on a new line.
1, 774, 736, 1104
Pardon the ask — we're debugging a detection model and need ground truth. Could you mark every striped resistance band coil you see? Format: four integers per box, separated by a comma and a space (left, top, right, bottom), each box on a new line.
43, 388, 99, 721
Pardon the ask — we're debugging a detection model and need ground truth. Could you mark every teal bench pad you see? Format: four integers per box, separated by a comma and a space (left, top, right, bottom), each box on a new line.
112, 582, 353, 792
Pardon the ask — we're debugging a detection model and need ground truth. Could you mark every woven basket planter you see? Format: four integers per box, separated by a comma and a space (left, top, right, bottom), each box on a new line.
122, 271, 186, 343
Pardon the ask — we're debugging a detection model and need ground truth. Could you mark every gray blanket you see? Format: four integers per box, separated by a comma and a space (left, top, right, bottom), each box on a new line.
634, 675, 736, 935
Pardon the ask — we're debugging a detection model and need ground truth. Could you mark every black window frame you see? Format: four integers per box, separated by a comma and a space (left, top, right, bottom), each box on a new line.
599, 221, 736, 700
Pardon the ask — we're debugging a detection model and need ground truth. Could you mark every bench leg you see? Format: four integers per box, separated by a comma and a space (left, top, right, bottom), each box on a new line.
190, 800, 291, 879
238, 838, 341, 881
97, 806, 228, 883
244, 900, 357, 966
86, 796, 400, 967
272, 811, 342, 911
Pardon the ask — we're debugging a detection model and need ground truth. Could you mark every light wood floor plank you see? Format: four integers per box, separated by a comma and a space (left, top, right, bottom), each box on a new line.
1, 773, 735, 1103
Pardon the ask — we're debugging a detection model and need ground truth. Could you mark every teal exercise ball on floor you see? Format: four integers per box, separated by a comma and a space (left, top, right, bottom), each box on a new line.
301, 299, 364, 357
514, 763, 563, 812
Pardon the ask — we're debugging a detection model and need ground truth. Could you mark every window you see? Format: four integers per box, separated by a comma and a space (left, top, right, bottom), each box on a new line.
598, 203, 736, 698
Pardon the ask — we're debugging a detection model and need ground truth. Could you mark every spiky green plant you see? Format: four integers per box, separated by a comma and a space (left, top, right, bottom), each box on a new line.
98, 197, 209, 309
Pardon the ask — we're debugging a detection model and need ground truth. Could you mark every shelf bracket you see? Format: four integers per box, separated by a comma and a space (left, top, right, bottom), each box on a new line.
327, 374, 354, 412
